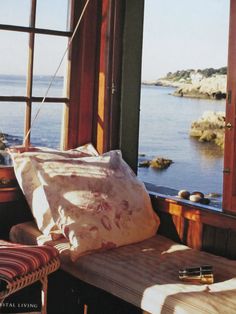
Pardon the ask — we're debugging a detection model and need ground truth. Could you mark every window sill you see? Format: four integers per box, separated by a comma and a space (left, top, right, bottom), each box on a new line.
145, 182, 236, 231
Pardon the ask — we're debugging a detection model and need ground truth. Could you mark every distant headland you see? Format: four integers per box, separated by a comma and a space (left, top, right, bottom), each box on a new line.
143, 67, 227, 100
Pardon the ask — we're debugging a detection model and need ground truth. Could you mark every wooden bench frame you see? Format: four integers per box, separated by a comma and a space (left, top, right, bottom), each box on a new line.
4, 188, 236, 314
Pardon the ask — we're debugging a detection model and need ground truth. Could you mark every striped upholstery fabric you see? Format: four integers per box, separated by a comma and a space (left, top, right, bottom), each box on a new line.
10, 222, 236, 314
0, 240, 59, 285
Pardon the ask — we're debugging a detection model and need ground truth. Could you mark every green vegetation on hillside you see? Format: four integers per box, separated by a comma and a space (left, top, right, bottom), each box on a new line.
164, 67, 227, 82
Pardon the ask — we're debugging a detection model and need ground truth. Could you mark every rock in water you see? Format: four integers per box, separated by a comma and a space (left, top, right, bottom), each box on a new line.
189, 111, 225, 148
149, 157, 173, 169
138, 160, 150, 168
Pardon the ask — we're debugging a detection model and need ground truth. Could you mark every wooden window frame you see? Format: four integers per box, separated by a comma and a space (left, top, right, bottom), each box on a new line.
223, 0, 236, 214
3, 0, 236, 217
3, 0, 236, 218
0, 0, 143, 169
0, 0, 71, 147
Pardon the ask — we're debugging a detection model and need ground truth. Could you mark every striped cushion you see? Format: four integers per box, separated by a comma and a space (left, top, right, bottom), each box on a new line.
0, 240, 59, 284
10, 222, 236, 314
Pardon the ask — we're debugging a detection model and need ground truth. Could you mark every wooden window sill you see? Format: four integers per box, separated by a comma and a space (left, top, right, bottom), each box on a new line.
145, 182, 236, 231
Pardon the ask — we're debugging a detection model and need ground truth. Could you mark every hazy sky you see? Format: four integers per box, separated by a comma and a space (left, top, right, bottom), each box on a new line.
142, 0, 230, 81
0, 0, 230, 79
0, 0, 68, 76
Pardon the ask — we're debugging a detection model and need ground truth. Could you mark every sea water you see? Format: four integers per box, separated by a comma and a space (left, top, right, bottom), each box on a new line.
138, 85, 224, 198
0, 76, 225, 199
0, 75, 63, 148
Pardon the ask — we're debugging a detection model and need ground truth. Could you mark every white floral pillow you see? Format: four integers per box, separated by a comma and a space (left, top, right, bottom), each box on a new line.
11, 144, 99, 236
31, 150, 160, 261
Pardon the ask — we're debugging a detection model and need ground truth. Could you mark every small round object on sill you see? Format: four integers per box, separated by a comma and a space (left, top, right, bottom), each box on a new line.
178, 189, 190, 199
191, 191, 204, 198
189, 194, 202, 203
200, 198, 211, 205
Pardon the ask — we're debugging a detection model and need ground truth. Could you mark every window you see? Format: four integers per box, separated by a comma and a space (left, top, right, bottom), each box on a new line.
0, 0, 70, 149
140, 0, 230, 212
0, 0, 123, 154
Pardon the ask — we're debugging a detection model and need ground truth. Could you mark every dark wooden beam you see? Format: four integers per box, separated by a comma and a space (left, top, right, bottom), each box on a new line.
0, 24, 72, 37
0, 96, 68, 103
108, 0, 124, 151
31, 97, 68, 103
76, 0, 100, 146
95, 0, 125, 154
62, 0, 100, 149
119, 0, 144, 173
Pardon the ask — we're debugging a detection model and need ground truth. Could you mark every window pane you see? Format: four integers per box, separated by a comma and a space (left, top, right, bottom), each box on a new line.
36, 0, 69, 31
0, 102, 25, 147
32, 34, 67, 97
30, 102, 63, 149
0, 0, 31, 27
0, 32, 28, 95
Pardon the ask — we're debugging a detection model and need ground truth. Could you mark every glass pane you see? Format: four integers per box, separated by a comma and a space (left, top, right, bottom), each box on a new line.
0, 102, 25, 147
32, 34, 67, 97
0, 31, 28, 96
30, 102, 63, 149
0, 0, 31, 27
36, 0, 69, 31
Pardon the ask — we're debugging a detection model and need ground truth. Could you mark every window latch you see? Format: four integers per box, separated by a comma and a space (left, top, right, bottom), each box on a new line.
227, 90, 232, 104
226, 122, 233, 130
223, 168, 231, 174
111, 82, 116, 95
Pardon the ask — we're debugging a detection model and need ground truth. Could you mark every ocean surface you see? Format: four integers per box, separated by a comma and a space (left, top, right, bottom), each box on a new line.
0, 75, 63, 148
0, 76, 225, 203
138, 85, 224, 200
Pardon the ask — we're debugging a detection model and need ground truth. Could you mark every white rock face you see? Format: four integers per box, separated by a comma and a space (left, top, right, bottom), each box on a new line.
174, 74, 227, 99
189, 111, 225, 148
198, 75, 226, 94
190, 72, 204, 84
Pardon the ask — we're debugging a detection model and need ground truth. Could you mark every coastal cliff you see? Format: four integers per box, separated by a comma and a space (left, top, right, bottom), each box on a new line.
144, 67, 227, 100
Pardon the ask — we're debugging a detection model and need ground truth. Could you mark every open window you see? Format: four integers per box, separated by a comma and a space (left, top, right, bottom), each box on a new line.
140, 0, 235, 214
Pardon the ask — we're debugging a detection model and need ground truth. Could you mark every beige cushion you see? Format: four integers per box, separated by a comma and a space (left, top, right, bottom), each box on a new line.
10, 221, 236, 314
11, 144, 98, 235
29, 150, 159, 260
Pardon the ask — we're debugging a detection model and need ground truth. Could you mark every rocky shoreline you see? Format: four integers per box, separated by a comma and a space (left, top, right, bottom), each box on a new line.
143, 67, 227, 100
0, 133, 22, 150
173, 75, 226, 100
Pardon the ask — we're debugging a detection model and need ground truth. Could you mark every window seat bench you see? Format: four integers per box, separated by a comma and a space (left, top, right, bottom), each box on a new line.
9, 221, 236, 314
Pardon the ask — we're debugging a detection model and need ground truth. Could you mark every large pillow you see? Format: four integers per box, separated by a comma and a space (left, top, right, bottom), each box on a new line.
30, 150, 160, 261
11, 144, 99, 236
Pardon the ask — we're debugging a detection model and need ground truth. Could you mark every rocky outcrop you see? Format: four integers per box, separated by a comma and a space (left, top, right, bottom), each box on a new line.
153, 79, 183, 88
189, 111, 225, 148
139, 157, 173, 169
144, 67, 227, 100
174, 75, 226, 99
